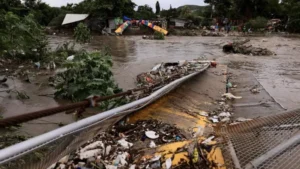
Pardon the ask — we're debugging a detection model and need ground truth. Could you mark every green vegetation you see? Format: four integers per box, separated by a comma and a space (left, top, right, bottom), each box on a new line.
54, 50, 126, 109
246, 17, 268, 31
74, 23, 91, 44
156, 1, 161, 15
135, 5, 156, 20
0, 12, 47, 61
154, 31, 165, 40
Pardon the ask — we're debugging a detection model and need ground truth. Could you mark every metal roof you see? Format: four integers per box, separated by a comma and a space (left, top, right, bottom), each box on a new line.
62, 14, 89, 25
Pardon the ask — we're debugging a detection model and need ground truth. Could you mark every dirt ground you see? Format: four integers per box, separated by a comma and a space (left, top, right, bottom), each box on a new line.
1, 35, 300, 137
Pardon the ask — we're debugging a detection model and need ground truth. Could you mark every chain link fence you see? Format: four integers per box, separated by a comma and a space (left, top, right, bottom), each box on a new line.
0, 63, 210, 169
217, 108, 300, 169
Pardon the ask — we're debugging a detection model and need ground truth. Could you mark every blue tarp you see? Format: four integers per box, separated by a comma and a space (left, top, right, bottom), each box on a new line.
123, 16, 132, 21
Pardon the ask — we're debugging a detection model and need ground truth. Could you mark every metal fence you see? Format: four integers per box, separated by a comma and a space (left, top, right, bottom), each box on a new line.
217, 108, 300, 169
0, 63, 210, 169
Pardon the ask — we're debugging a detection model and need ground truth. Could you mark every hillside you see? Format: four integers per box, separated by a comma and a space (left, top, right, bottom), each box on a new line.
177, 5, 207, 13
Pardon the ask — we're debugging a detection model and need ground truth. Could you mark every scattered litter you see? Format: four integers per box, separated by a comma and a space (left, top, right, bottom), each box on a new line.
202, 136, 215, 145
145, 131, 159, 139
165, 158, 172, 169
149, 141, 157, 148
193, 126, 204, 137
106, 165, 118, 169
199, 111, 208, 117
222, 93, 242, 100
58, 155, 69, 163
79, 149, 102, 159
67, 55, 75, 61
236, 117, 253, 122
219, 112, 231, 118
117, 139, 133, 149
251, 88, 260, 94
226, 82, 233, 88
210, 116, 219, 123
129, 165, 136, 169
221, 117, 231, 122
105, 145, 112, 155
80, 141, 104, 153
150, 155, 161, 162
34, 62, 41, 69
152, 64, 162, 71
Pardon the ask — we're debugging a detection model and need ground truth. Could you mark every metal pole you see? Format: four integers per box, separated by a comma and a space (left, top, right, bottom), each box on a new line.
0, 64, 209, 164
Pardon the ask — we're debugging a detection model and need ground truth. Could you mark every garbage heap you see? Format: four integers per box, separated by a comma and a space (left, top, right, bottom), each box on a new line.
223, 39, 274, 56
137, 60, 209, 87
50, 116, 229, 169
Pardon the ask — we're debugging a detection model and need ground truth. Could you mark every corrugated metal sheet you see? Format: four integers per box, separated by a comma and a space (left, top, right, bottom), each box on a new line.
62, 14, 89, 25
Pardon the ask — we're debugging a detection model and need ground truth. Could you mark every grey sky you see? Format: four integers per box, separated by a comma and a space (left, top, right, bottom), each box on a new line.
42, 0, 206, 10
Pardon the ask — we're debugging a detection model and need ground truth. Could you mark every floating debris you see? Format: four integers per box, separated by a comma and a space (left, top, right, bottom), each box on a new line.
223, 39, 274, 56
137, 60, 209, 87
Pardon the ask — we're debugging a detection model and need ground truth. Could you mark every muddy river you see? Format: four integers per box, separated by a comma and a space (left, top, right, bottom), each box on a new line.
1, 35, 300, 136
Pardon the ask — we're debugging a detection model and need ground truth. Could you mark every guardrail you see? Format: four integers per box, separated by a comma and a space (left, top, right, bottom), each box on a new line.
0, 63, 210, 169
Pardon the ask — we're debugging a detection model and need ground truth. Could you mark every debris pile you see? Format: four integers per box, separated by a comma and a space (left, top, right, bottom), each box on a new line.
201, 30, 224, 37
48, 120, 192, 169
223, 39, 274, 56
137, 60, 209, 87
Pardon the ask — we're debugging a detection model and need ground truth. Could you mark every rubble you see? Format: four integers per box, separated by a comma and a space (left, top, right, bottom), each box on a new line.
223, 39, 274, 56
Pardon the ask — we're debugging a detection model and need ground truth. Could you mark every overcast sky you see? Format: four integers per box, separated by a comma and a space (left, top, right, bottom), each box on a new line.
42, 0, 206, 10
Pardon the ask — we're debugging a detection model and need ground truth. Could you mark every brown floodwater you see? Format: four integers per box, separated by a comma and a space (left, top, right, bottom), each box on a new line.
1, 35, 300, 136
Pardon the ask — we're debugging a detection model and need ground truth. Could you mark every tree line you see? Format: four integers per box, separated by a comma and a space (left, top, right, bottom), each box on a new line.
1, 0, 300, 31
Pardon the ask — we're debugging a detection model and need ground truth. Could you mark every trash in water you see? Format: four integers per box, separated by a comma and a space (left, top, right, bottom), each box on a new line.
137, 60, 210, 87
223, 39, 274, 56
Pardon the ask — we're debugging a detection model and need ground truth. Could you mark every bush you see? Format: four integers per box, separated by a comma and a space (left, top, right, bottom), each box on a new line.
153, 31, 165, 40
74, 23, 91, 43
55, 50, 127, 110
0, 12, 48, 61
287, 18, 300, 33
48, 14, 66, 27
246, 17, 268, 31
201, 18, 212, 27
